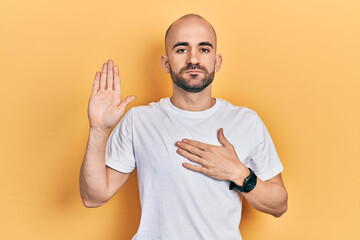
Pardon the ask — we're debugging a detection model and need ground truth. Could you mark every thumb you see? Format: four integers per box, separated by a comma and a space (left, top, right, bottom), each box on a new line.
117, 95, 136, 113
218, 128, 231, 147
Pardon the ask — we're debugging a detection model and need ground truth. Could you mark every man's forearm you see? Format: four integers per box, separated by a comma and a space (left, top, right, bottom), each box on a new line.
239, 176, 288, 217
79, 128, 111, 207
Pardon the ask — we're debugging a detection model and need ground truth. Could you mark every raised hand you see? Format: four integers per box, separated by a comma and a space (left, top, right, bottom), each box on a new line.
87, 59, 136, 132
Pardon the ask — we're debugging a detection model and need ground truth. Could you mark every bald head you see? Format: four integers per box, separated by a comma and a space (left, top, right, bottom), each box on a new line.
164, 14, 217, 54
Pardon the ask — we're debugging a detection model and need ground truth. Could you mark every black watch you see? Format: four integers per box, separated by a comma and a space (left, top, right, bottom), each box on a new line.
229, 168, 257, 193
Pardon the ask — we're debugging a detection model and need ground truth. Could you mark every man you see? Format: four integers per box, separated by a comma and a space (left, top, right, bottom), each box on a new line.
80, 14, 288, 240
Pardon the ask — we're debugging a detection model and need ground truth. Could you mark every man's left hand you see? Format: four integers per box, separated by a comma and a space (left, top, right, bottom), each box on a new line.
176, 128, 250, 184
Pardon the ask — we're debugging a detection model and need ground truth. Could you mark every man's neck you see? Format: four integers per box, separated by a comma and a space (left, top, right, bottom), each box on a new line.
170, 86, 215, 111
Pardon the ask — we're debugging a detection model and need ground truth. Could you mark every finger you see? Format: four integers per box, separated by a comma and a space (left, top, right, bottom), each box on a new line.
181, 139, 212, 151
113, 65, 121, 93
117, 95, 137, 113
92, 71, 100, 93
100, 63, 107, 90
218, 128, 231, 147
107, 59, 114, 90
177, 148, 206, 166
182, 162, 206, 174
176, 141, 206, 158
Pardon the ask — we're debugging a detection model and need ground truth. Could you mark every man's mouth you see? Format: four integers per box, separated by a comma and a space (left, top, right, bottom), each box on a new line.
185, 70, 202, 74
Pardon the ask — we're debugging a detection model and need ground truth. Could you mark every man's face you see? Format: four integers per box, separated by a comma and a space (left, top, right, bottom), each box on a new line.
162, 17, 222, 93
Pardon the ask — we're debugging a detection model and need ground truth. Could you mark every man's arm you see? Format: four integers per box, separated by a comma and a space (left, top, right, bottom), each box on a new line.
237, 173, 288, 217
79, 59, 136, 208
176, 128, 288, 217
80, 128, 131, 208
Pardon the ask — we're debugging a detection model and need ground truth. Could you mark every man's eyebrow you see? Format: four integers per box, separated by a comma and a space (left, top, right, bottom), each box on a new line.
199, 42, 214, 48
173, 42, 189, 49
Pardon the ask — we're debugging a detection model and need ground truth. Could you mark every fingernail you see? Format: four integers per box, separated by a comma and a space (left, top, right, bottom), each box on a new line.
176, 142, 181, 146
182, 139, 188, 143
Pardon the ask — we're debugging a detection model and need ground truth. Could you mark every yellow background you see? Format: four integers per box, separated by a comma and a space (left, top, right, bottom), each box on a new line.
1, 0, 359, 239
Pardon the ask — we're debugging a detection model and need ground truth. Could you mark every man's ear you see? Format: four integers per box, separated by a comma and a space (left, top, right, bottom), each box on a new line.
215, 54, 222, 73
160, 55, 170, 74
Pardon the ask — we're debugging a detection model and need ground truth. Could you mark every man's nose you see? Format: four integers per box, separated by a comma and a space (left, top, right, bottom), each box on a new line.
186, 49, 199, 65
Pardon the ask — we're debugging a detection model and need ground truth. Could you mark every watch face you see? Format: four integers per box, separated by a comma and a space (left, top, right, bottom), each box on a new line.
230, 168, 257, 192
242, 169, 257, 193
246, 174, 257, 192
243, 182, 250, 192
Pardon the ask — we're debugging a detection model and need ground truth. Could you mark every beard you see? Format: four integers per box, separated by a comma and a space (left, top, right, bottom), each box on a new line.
169, 63, 215, 93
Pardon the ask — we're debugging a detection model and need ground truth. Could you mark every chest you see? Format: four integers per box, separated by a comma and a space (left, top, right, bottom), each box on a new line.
132, 112, 255, 176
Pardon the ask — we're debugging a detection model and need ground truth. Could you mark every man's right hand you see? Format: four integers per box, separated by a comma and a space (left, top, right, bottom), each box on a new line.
88, 59, 136, 132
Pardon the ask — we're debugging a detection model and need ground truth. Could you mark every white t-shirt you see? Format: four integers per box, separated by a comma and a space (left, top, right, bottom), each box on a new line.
105, 97, 283, 240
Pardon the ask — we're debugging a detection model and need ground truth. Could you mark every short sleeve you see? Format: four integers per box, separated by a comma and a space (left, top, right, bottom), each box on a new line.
249, 114, 284, 181
105, 109, 136, 173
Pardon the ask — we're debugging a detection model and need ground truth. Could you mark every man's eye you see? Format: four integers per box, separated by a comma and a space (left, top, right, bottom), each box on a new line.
176, 49, 186, 53
200, 48, 210, 53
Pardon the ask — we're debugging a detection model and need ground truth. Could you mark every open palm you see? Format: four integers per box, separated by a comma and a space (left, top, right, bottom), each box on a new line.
88, 59, 136, 131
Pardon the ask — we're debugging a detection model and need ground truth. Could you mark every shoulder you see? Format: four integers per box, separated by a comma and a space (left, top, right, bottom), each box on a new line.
128, 98, 168, 117
217, 98, 259, 121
